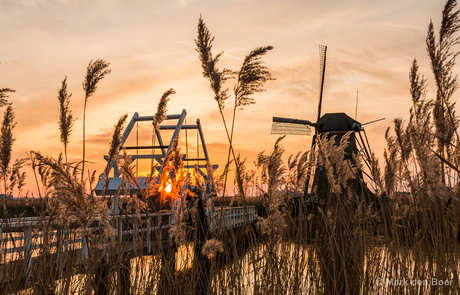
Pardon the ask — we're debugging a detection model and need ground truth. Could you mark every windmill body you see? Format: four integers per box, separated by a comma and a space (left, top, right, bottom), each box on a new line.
316, 112, 362, 157
311, 112, 373, 203
271, 46, 378, 204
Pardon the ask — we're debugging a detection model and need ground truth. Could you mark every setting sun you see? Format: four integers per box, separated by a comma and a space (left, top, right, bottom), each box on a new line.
164, 183, 172, 194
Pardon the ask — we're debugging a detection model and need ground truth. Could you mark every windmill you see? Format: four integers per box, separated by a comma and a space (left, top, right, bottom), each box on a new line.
271, 45, 382, 202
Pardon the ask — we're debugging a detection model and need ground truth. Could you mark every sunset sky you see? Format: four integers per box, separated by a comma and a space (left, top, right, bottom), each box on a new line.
0, 0, 452, 196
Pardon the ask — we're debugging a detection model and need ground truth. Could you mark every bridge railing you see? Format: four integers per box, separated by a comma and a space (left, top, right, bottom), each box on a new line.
0, 212, 174, 264
212, 206, 255, 230
0, 206, 255, 265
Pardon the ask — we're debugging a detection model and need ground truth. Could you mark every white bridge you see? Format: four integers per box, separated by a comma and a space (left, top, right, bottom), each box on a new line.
0, 110, 255, 292
0, 206, 254, 258
0, 206, 255, 292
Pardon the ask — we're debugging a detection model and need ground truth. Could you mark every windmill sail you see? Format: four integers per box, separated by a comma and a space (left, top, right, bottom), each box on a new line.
271, 117, 312, 135
317, 45, 327, 122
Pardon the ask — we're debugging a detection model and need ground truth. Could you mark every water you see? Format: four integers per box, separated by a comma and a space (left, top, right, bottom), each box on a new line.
5, 241, 460, 294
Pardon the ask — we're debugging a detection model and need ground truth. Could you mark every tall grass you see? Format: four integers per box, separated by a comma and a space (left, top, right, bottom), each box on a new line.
57, 76, 74, 165
3, 2, 460, 295
195, 16, 274, 200
81, 59, 111, 179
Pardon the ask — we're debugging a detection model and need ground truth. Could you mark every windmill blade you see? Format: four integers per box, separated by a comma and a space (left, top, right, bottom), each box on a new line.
317, 45, 327, 122
362, 117, 385, 126
271, 117, 313, 136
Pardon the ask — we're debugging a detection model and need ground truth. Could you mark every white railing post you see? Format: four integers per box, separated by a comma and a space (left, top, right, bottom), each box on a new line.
64, 228, 69, 252
111, 194, 121, 215
100, 218, 109, 265
236, 208, 238, 226
133, 216, 138, 257
158, 215, 162, 242
226, 208, 229, 229
0, 227, 2, 264
168, 214, 173, 247
23, 226, 33, 287
118, 216, 123, 248
146, 215, 152, 253
82, 236, 88, 265
42, 223, 47, 256
56, 226, 63, 277
237, 209, 239, 226
239, 208, 242, 226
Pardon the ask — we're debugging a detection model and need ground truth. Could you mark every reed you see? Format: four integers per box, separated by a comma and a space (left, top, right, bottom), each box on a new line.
57, 76, 74, 164
81, 59, 111, 179
3, 2, 460, 295
195, 16, 274, 200
0, 87, 13, 107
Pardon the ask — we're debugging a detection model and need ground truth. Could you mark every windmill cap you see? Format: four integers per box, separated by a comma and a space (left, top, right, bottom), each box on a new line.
316, 113, 362, 132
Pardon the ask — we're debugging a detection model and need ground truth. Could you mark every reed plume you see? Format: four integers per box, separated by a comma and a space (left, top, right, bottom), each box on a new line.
315, 132, 357, 196
151, 88, 176, 174
32, 152, 110, 232
233, 154, 256, 199
0, 105, 16, 195
286, 151, 310, 192
57, 76, 74, 163
234, 46, 274, 110
153, 88, 175, 131
195, 16, 234, 111
108, 115, 128, 162
0, 88, 13, 107
225, 46, 274, 199
256, 135, 286, 201
212, 160, 232, 196
117, 149, 141, 196
100, 114, 128, 197
83, 60, 112, 100
195, 16, 274, 200
81, 59, 111, 179
159, 139, 186, 202
426, 0, 460, 183
201, 238, 223, 259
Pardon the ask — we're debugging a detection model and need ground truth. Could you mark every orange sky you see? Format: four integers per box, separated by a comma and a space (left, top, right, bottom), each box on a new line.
0, 0, 451, 197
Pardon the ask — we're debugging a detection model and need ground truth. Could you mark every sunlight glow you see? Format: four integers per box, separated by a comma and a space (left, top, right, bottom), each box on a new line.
164, 183, 172, 193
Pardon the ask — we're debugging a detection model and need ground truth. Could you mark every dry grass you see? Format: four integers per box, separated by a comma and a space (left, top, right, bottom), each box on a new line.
3, 2, 460, 295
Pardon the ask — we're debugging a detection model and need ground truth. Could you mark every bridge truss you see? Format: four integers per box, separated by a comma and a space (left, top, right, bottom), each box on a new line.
95, 109, 218, 213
